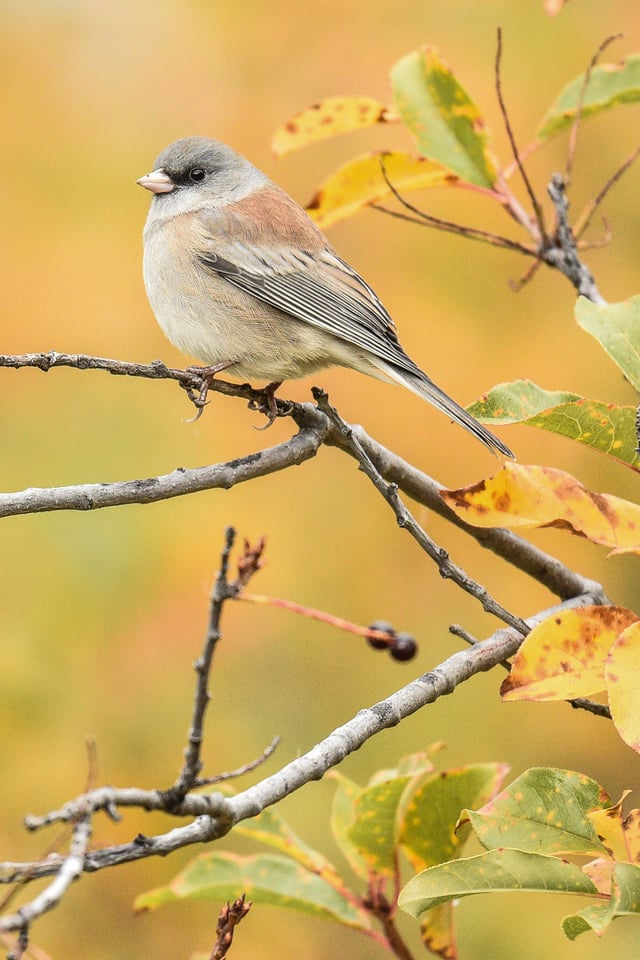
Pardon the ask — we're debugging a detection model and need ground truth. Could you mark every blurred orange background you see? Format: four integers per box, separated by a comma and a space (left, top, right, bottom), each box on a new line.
2, 2, 640, 958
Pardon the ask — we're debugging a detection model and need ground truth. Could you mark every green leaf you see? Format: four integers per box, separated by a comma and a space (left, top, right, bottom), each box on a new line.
330, 753, 436, 880
329, 772, 370, 881
537, 54, 640, 141
575, 296, 640, 392
468, 380, 639, 469
233, 807, 344, 887
400, 763, 509, 872
466, 768, 611, 857
390, 47, 498, 188
399, 849, 597, 919
562, 862, 640, 939
562, 902, 613, 939
468, 380, 580, 424
346, 755, 435, 877
135, 851, 371, 930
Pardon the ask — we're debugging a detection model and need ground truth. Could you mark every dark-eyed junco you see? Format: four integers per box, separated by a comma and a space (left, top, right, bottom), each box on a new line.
137, 136, 513, 457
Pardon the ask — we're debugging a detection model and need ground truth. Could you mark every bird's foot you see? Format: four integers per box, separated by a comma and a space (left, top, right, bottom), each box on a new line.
184, 362, 232, 423
251, 381, 284, 430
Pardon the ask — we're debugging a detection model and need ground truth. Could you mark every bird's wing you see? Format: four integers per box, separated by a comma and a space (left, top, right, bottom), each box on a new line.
196, 198, 426, 379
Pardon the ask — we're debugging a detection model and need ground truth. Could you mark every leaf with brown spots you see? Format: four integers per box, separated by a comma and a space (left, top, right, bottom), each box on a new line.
587, 792, 633, 863
467, 380, 639, 471
272, 96, 397, 156
606, 621, 640, 754
305, 150, 454, 228
501, 606, 639, 702
441, 463, 640, 555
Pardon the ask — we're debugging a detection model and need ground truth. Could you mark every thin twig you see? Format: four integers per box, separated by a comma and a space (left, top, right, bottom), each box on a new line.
162, 527, 237, 805
374, 157, 536, 256
237, 593, 399, 646
209, 896, 252, 960
495, 27, 546, 240
565, 34, 623, 184
313, 389, 529, 636
194, 737, 280, 788
574, 144, 640, 239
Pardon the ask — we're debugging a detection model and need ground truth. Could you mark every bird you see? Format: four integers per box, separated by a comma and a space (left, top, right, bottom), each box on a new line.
136, 136, 513, 458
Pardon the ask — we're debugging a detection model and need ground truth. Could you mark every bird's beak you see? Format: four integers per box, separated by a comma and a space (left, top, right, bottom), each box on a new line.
136, 168, 175, 194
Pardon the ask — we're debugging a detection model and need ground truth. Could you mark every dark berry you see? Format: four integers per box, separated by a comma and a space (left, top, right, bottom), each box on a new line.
367, 619, 396, 651
390, 632, 417, 662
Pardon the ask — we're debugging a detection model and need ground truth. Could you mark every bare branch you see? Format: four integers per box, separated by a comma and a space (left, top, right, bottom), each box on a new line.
0, 357, 608, 606
163, 527, 237, 804
544, 174, 606, 303
0, 590, 602, 933
373, 157, 536, 256
313, 388, 529, 635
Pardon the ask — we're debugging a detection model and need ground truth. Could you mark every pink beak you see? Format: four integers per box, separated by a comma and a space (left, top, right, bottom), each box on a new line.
136, 168, 175, 194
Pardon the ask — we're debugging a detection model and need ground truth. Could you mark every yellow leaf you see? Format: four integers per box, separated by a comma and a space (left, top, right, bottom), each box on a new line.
606, 621, 640, 754
441, 463, 640, 554
501, 606, 638, 701
588, 793, 633, 862
272, 96, 396, 156
306, 150, 454, 228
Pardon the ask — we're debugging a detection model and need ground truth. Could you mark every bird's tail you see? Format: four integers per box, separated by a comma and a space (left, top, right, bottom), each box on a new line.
374, 360, 514, 459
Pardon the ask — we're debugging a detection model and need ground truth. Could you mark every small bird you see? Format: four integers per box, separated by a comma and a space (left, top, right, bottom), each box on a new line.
137, 136, 513, 457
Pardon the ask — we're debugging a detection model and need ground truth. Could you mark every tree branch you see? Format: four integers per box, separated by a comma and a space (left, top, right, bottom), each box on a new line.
0, 589, 601, 933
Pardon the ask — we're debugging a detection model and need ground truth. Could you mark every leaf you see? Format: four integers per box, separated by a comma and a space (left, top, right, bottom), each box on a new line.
306, 150, 453, 229
272, 96, 396, 156
587, 795, 633, 863
440, 463, 640, 555
562, 901, 614, 939
464, 768, 611, 857
233, 806, 344, 886
468, 380, 581, 424
329, 772, 370, 881
134, 851, 371, 930
537, 54, 640, 141
606, 621, 640, 753
329, 754, 437, 881
400, 763, 509, 872
398, 849, 597, 919
419, 903, 456, 959
468, 380, 639, 470
390, 47, 498, 188
575, 296, 640, 392
345, 755, 435, 877
500, 606, 639, 702
563, 862, 640, 939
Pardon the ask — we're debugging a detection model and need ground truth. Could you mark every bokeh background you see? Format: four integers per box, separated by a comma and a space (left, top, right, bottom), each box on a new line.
2, 1, 640, 958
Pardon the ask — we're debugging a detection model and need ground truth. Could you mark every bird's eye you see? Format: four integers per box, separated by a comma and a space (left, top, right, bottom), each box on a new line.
188, 168, 206, 182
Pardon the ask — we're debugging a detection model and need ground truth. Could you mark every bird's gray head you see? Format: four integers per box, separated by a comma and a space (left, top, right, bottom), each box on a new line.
137, 136, 266, 208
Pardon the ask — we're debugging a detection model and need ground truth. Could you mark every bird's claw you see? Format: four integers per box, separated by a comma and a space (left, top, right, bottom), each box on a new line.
250, 381, 284, 430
